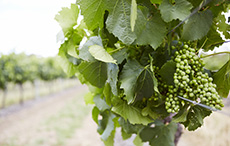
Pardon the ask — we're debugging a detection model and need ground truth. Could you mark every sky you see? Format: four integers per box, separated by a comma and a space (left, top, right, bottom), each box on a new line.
0, 0, 75, 57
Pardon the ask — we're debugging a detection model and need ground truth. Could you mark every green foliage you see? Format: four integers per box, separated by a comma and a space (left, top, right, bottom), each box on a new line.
139, 121, 178, 146
106, 0, 136, 45
112, 100, 152, 125
182, 10, 213, 40
213, 60, 230, 98
135, 13, 167, 49
56, 1, 230, 145
78, 61, 107, 88
159, 60, 176, 85
159, 0, 193, 22
55, 4, 79, 36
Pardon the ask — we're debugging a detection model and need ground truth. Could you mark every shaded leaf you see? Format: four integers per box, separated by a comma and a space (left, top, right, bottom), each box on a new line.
58, 42, 79, 77
107, 63, 119, 96
121, 128, 132, 140
213, 60, 230, 98
182, 105, 211, 131
112, 100, 152, 125
79, 36, 103, 62
106, 0, 136, 45
136, 69, 156, 101
139, 121, 177, 146
120, 60, 157, 103
101, 113, 116, 140
182, 10, 213, 41
92, 106, 100, 124
142, 103, 160, 119
216, 13, 230, 39
159, 0, 193, 22
112, 48, 128, 64
103, 83, 112, 106
78, 61, 107, 88
120, 60, 144, 103
135, 13, 167, 49
119, 117, 144, 134
172, 105, 189, 123
94, 94, 110, 112
199, 25, 224, 51
103, 130, 115, 146
159, 60, 176, 85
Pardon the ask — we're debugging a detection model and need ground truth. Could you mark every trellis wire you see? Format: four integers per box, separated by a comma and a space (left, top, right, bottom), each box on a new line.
177, 95, 230, 117
167, 0, 213, 35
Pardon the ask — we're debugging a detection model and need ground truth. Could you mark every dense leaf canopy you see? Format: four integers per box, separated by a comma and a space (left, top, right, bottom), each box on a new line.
56, 0, 230, 145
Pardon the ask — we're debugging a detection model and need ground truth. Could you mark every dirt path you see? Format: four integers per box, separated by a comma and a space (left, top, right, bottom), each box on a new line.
0, 85, 95, 146
65, 115, 103, 146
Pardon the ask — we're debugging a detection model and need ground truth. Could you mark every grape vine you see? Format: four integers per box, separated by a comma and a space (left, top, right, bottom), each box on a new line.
56, 0, 230, 146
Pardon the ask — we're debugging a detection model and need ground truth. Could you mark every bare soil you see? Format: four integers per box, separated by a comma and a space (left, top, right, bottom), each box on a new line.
0, 85, 103, 146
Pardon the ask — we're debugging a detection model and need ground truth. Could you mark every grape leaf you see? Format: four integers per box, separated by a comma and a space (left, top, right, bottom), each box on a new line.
101, 113, 116, 140
159, 60, 176, 85
103, 130, 115, 146
119, 117, 144, 134
182, 105, 211, 131
136, 69, 156, 101
182, 10, 213, 41
92, 106, 100, 124
172, 105, 189, 123
159, 0, 193, 22
216, 13, 230, 39
131, 0, 137, 32
79, 36, 103, 62
112, 101, 152, 125
213, 60, 230, 98
55, 4, 79, 36
121, 128, 132, 140
186, 0, 202, 7
121, 60, 157, 103
93, 94, 110, 112
58, 41, 79, 77
57, 30, 83, 77
78, 61, 107, 88
97, 112, 116, 145
120, 60, 144, 103
89, 45, 117, 64
150, 0, 162, 4
141, 103, 160, 119
133, 135, 143, 146
198, 25, 224, 51
84, 92, 94, 105
106, 0, 136, 45
139, 121, 177, 146
107, 63, 119, 96
135, 13, 167, 49
112, 48, 128, 64
76, 0, 105, 30
103, 83, 112, 106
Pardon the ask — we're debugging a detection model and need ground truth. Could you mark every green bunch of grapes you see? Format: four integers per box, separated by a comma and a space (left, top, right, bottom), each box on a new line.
165, 42, 224, 113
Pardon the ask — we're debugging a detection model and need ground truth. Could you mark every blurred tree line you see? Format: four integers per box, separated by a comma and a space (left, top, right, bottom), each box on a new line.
0, 52, 67, 108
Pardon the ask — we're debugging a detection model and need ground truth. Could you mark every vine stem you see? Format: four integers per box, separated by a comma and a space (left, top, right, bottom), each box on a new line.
200, 51, 230, 58
108, 46, 125, 54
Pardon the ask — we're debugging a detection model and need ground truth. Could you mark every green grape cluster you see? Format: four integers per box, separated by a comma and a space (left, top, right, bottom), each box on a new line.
165, 43, 224, 113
